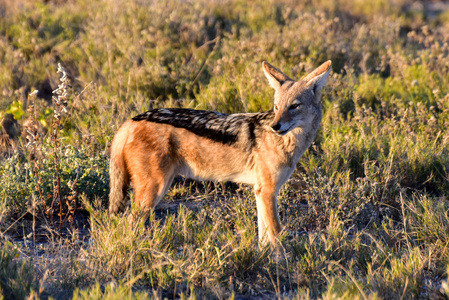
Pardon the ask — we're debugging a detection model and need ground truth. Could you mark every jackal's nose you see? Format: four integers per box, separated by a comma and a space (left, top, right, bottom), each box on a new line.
271, 123, 281, 131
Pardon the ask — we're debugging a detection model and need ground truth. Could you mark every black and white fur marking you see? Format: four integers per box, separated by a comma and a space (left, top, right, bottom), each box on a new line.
132, 108, 274, 146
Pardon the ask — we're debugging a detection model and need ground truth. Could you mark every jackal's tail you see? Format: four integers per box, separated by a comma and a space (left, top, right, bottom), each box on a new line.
108, 121, 130, 215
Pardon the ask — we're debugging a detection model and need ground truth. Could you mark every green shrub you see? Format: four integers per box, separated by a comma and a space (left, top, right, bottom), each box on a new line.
0, 143, 109, 215
0, 242, 36, 300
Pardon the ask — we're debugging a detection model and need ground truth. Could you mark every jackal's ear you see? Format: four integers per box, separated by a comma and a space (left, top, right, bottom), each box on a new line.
303, 60, 332, 95
262, 61, 292, 89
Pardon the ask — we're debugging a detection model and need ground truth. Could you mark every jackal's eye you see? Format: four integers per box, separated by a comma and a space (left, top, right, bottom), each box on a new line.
289, 103, 301, 110
274, 104, 279, 111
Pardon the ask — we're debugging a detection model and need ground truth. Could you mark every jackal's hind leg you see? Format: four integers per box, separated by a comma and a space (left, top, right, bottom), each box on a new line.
132, 168, 175, 214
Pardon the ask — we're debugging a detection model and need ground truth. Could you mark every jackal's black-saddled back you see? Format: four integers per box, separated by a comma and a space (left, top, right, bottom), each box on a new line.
132, 108, 273, 146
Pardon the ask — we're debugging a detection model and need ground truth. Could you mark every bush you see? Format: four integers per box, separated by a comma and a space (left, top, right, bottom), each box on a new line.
0, 144, 109, 215
0, 242, 36, 300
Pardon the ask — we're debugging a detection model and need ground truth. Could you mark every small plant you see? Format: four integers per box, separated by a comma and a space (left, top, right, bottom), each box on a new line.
5, 100, 25, 121
25, 64, 80, 234
51, 63, 76, 232
72, 282, 152, 300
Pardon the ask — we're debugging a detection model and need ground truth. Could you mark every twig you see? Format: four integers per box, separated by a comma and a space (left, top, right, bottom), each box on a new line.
185, 37, 220, 96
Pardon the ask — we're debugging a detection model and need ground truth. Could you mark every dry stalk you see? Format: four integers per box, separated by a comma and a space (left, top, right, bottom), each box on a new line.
51, 63, 71, 234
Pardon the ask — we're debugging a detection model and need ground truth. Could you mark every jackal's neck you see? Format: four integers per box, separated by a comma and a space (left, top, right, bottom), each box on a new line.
281, 114, 322, 162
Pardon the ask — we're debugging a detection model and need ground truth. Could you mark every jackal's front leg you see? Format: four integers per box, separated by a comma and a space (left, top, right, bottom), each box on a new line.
254, 184, 282, 245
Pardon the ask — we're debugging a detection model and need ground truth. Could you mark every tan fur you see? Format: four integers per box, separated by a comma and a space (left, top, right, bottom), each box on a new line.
109, 60, 332, 245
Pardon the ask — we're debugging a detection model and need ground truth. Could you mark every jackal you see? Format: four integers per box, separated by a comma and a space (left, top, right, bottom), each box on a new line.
109, 60, 332, 245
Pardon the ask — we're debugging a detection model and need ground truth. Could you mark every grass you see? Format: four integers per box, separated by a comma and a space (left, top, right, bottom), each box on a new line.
1, 0, 449, 298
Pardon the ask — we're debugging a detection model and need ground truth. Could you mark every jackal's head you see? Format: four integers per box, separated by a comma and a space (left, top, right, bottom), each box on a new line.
262, 60, 332, 136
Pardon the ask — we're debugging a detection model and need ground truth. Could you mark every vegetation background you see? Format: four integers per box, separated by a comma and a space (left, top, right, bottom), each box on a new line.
1, 0, 449, 298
